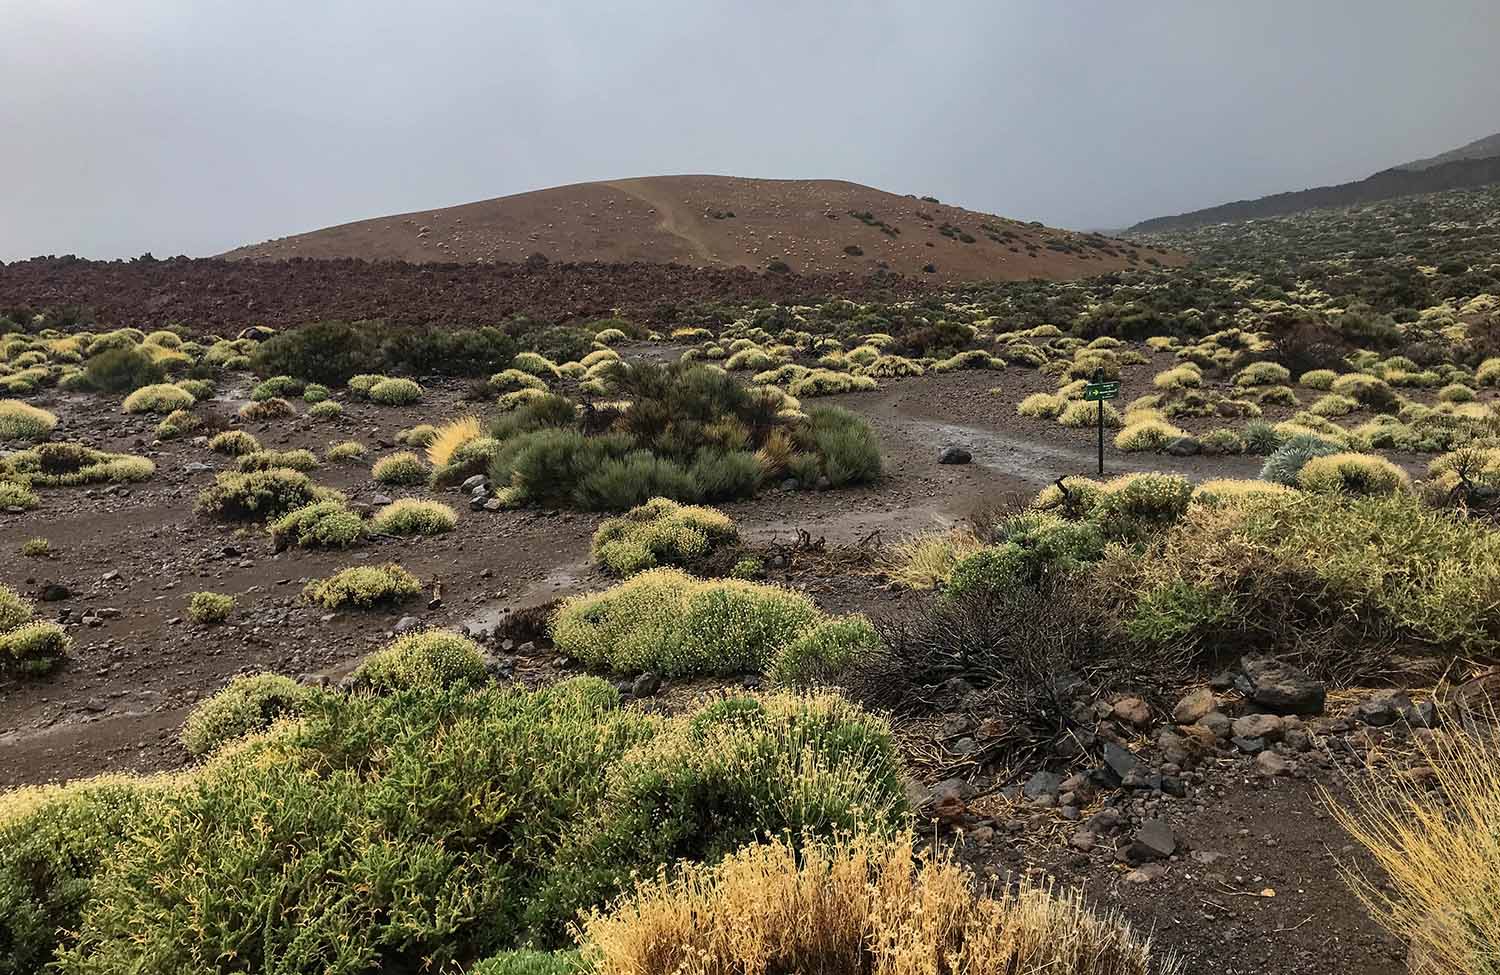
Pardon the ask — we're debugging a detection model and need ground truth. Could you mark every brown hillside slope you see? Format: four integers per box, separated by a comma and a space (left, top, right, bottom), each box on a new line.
221, 175, 1172, 282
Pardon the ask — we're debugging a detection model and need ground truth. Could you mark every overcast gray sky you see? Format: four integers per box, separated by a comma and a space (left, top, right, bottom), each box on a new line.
3, 0, 1496, 261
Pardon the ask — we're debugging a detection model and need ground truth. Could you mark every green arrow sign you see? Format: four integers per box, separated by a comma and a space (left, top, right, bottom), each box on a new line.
1083, 381, 1120, 401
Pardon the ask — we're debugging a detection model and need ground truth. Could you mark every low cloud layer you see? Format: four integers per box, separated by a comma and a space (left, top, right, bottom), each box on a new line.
3, 0, 1496, 260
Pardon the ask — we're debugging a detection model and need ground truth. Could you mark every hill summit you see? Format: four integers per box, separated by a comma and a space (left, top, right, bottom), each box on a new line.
222, 175, 1166, 282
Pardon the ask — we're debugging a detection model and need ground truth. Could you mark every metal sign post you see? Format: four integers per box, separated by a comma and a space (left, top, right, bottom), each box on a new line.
1082, 376, 1120, 476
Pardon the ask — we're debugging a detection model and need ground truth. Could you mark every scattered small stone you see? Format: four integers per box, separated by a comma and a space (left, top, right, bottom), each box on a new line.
1022, 770, 1064, 799
1173, 687, 1216, 725
1255, 751, 1296, 777
1235, 656, 1326, 716
1124, 819, 1177, 862
1353, 692, 1406, 727
394, 615, 421, 634
1163, 436, 1201, 457
1112, 696, 1151, 728
937, 445, 972, 465
631, 671, 661, 698
1231, 713, 1284, 741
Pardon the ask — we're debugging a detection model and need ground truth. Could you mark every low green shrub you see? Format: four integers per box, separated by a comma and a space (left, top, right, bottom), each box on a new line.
324, 440, 365, 462
267, 500, 366, 549
0, 479, 39, 510
349, 630, 486, 692
121, 383, 194, 415
368, 377, 423, 405
0, 443, 154, 487
1297, 452, 1410, 496
591, 498, 737, 575
250, 375, 304, 401
308, 399, 342, 420
371, 451, 429, 485
196, 469, 339, 521
0, 400, 57, 441
0, 618, 70, 676
82, 347, 164, 393
208, 430, 260, 456
1058, 399, 1122, 429
236, 449, 318, 473
153, 408, 200, 440
186, 591, 234, 624
1233, 361, 1291, 387
52, 684, 904, 970
552, 568, 824, 676
303, 563, 421, 610
802, 406, 881, 487
370, 499, 457, 536
180, 673, 308, 757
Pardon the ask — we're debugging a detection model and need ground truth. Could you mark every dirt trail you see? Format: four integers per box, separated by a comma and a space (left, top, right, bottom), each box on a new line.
604, 178, 720, 265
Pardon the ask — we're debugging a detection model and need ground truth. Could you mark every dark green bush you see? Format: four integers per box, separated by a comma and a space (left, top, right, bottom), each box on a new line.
251, 321, 381, 385
195, 469, 340, 521
574, 451, 700, 511
81, 347, 164, 393
802, 406, 882, 487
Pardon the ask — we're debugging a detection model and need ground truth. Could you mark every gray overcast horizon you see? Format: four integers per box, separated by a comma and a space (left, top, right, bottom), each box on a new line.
3, 0, 1496, 262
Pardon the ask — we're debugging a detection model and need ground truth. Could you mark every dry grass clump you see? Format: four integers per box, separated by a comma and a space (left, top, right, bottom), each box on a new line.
238, 396, 295, 421
882, 530, 986, 589
324, 440, 366, 463
1058, 399, 1123, 429
590, 497, 738, 575
425, 416, 482, 467
1114, 419, 1186, 452
236, 448, 319, 473
303, 562, 421, 610
308, 399, 342, 420
0, 399, 58, 441
579, 831, 1176, 975
368, 377, 424, 405
1328, 724, 1500, 975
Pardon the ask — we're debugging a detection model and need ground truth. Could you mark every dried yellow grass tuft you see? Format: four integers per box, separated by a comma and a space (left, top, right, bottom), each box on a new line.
579, 830, 1177, 975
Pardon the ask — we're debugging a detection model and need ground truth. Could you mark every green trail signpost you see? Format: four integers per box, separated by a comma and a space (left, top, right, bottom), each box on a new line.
1083, 377, 1120, 475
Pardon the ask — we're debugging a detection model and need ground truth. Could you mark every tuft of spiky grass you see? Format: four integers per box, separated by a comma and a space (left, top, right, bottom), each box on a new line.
303, 562, 421, 610
882, 530, 985, 590
1328, 724, 1500, 975
371, 451, 429, 486
579, 830, 1176, 975
425, 416, 482, 467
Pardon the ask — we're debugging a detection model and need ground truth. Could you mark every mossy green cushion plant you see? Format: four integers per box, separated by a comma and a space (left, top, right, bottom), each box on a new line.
180, 673, 308, 757
303, 562, 422, 610
590, 498, 738, 575
208, 430, 260, 456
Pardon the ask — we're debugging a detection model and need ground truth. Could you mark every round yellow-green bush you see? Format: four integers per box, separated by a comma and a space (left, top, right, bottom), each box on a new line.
308, 399, 343, 420
552, 567, 823, 676
0, 583, 36, 634
1016, 392, 1064, 419
591, 498, 737, 576
239, 397, 295, 421
1114, 419, 1185, 452
1057, 399, 1122, 429
1297, 452, 1410, 496
0, 399, 57, 441
368, 377, 423, 406
371, 451, 428, 486
303, 563, 421, 610
1298, 369, 1337, 390
180, 673, 308, 757
121, 383, 194, 415
195, 468, 339, 520
349, 630, 486, 692
324, 440, 366, 462
186, 591, 234, 624
208, 430, 260, 456
370, 499, 457, 536
0, 621, 71, 675
236, 449, 318, 473
268, 500, 366, 549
